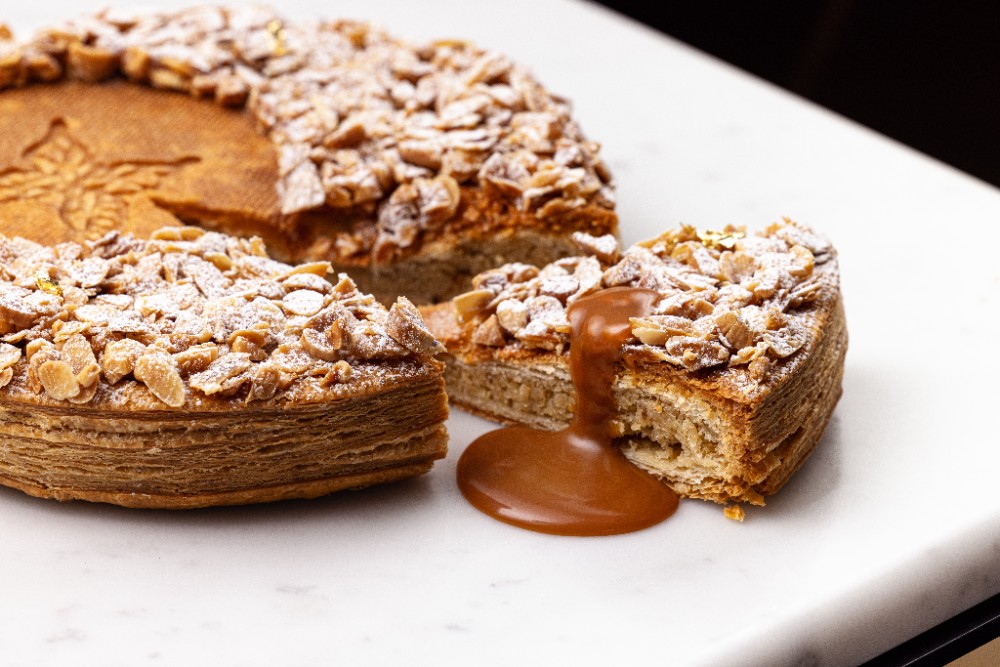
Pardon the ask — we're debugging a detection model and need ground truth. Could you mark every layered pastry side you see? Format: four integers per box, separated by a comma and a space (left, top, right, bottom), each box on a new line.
0, 6, 617, 303
423, 219, 848, 507
0, 227, 448, 508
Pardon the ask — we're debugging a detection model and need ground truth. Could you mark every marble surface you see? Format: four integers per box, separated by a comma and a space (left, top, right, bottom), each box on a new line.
2, 1, 1000, 665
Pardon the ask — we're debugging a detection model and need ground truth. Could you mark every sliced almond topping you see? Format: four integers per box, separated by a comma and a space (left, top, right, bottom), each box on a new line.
204, 252, 233, 272
326, 320, 346, 350
25, 339, 53, 362
172, 343, 220, 374
134, 351, 186, 407
67, 382, 98, 404
385, 297, 444, 356
60, 333, 100, 387
301, 328, 340, 362
0, 342, 20, 370
65, 42, 118, 83
320, 359, 353, 386
100, 338, 146, 384
452, 288, 494, 323
495, 299, 528, 334
572, 232, 620, 265
632, 326, 668, 346
282, 272, 332, 294
189, 353, 252, 396
230, 335, 267, 361
281, 289, 325, 317
38, 359, 81, 400
471, 315, 506, 347
227, 328, 267, 347
282, 261, 333, 278
715, 311, 754, 351
247, 362, 280, 401
150, 226, 205, 242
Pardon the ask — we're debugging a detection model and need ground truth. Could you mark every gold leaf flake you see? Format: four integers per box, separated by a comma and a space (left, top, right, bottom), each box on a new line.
697, 229, 745, 251
35, 273, 63, 296
267, 19, 287, 57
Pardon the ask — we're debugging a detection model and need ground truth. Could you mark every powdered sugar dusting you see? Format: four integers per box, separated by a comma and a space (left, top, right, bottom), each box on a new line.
0, 227, 443, 407
452, 218, 838, 381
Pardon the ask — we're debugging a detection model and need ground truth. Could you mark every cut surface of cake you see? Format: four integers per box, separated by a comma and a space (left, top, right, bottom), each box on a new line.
423, 219, 847, 506
0, 227, 448, 508
0, 5, 617, 303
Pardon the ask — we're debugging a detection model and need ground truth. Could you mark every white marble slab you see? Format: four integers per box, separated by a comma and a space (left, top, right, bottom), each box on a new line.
2, 1, 999, 665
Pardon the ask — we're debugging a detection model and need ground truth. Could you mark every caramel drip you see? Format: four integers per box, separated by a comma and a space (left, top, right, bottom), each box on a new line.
456, 287, 679, 536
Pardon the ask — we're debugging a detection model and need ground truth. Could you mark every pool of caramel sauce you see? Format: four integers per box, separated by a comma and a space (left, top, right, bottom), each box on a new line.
456, 287, 679, 536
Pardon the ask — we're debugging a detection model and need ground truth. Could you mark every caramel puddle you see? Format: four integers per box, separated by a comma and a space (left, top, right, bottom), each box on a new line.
457, 287, 679, 536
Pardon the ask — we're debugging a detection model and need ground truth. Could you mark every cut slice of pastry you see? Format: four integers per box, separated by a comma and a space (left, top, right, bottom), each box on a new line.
0, 227, 448, 508
0, 5, 617, 303
423, 219, 847, 506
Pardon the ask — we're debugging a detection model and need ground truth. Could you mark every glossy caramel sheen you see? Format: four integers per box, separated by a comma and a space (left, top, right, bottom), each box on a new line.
456, 287, 679, 536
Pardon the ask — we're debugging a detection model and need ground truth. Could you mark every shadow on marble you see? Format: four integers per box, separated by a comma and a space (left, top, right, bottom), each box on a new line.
0, 470, 441, 531
760, 412, 844, 520
742, 358, 890, 521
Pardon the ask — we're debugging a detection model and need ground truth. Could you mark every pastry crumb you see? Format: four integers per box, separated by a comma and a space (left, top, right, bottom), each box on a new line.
723, 504, 745, 522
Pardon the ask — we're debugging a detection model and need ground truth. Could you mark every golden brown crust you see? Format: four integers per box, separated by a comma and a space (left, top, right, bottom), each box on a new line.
0, 372, 448, 509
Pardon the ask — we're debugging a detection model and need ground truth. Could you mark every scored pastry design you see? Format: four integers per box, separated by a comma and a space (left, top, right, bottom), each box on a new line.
0, 227, 448, 508
424, 218, 847, 506
0, 6, 617, 303
0, 120, 196, 238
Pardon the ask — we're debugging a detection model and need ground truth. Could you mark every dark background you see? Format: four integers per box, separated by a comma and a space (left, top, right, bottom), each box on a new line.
592, 1, 1000, 188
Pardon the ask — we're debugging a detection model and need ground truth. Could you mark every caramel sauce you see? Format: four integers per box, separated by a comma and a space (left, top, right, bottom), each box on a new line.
456, 287, 679, 536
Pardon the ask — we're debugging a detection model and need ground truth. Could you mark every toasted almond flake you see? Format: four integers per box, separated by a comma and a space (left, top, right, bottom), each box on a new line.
282, 272, 332, 294
281, 289, 325, 316
172, 343, 219, 374
38, 359, 80, 400
0, 342, 20, 370
385, 297, 444, 356
134, 351, 186, 407
228, 335, 261, 360
452, 288, 493, 323
472, 315, 505, 347
632, 326, 668, 346
189, 353, 252, 395
204, 252, 233, 271
100, 338, 146, 384
60, 333, 98, 381
25, 338, 53, 362
150, 226, 205, 241
282, 261, 331, 277
67, 381, 97, 404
